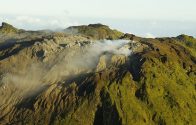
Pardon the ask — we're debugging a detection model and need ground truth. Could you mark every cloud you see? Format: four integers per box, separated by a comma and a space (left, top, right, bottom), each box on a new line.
16, 16, 41, 24
0, 14, 79, 30
145, 33, 155, 38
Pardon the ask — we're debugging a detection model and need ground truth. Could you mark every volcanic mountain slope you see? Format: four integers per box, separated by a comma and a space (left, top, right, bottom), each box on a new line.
65, 23, 124, 40
0, 23, 195, 125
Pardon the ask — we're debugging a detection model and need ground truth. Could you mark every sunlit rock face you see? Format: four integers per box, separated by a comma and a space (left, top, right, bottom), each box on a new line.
0, 23, 195, 125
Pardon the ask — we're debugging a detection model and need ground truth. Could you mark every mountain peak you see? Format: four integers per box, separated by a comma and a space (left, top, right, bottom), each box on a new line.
0, 22, 18, 34
88, 23, 109, 28
1, 22, 12, 27
177, 34, 194, 40
66, 23, 124, 40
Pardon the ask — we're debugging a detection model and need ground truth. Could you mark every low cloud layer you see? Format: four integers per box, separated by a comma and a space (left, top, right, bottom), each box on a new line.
145, 33, 155, 38
0, 15, 79, 30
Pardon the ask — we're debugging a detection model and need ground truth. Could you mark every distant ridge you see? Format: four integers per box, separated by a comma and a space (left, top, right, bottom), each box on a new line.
66, 23, 124, 40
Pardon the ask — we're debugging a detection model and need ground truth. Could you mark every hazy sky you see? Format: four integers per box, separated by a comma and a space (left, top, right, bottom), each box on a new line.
0, 0, 196, 37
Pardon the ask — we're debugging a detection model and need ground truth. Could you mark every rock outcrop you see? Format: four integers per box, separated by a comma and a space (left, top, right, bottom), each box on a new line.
0, 22, 19, 34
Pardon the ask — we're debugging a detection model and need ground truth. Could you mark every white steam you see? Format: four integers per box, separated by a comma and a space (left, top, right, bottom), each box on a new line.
0, 40, 132, 100
40, 40, 132, 84
89, 40, 131, 56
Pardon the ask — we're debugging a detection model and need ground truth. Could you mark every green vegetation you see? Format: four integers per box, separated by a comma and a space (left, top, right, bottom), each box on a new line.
1, 36, 195, 125
66, 23, 124, 40
0, 22, 18, 34
0, 23, 195, 125
176, 34, 196, 57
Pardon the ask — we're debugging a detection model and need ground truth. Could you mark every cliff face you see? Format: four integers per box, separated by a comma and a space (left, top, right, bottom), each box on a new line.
0, 23, 195, 125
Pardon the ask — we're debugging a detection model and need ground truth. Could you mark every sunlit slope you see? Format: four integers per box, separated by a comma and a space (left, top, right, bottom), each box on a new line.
66, 24, 124, 40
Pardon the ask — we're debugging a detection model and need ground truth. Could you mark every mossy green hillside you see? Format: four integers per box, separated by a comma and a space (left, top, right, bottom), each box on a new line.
66, 24, 124, 40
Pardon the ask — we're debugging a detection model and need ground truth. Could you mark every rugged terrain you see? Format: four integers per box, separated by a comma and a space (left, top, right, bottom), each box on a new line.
0, 22, 195, 125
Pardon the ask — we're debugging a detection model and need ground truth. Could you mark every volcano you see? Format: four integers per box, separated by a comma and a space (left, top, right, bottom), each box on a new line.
0, 23, 195, 125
